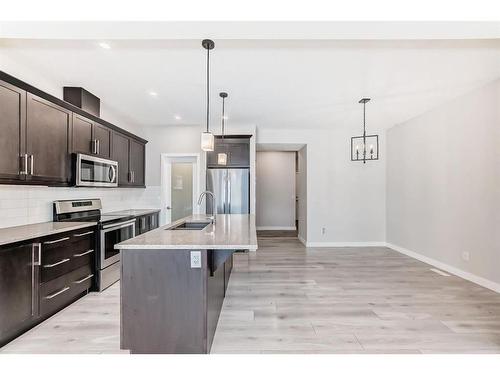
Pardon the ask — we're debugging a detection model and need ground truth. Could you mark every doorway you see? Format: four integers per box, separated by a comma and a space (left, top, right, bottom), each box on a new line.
160, 154, 201, 225
255, 144, 307, 242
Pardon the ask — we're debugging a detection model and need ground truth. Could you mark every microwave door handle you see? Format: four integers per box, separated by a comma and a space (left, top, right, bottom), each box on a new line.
110, 165, 116, 183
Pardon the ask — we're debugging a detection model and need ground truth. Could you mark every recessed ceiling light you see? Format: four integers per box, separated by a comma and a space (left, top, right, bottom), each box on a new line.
98, 42, 111, 49
174, 115, 182, 120
149, 91, 158, 97
222, 115, 229, 120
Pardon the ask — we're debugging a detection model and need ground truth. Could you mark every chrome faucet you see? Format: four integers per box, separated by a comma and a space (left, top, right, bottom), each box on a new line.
197, 191, 217, 224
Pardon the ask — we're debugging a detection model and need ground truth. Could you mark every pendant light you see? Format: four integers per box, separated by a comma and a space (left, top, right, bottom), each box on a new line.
201, 39, 215, 151
217, 92, 228, 165
350, 98, 379, 163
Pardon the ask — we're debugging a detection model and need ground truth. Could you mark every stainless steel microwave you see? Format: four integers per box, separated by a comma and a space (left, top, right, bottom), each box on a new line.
74, 153, 118, 187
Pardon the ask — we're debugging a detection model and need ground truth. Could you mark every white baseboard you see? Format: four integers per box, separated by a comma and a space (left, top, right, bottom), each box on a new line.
386, 242, 500, 294
306, 241, 386, 248
256, 226, 296, 231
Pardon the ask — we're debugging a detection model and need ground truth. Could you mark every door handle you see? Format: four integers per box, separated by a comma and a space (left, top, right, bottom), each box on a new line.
73, 249, 94, 257
73, 274, 93, 284
43, 258, 70, 268
97, 140, 100, 155
20, 154, 28, 175
73, 231, 94, 237
29, 154, 34, 175
44, 286, 70, 300
43, 236, 70, 245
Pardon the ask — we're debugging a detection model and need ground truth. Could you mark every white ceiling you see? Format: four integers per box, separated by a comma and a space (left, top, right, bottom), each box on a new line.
2, 35, 500, 132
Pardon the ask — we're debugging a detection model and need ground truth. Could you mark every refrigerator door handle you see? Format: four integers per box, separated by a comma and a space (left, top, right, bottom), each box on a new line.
228, 176, 231, 213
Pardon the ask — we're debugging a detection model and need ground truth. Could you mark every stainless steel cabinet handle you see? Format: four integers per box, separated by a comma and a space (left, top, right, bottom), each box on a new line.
97, 140, 100, 155
73, 231, 94, 237
73, 249, 94, 257
20, 154, 28, 175
73, 274, 93, 284
43, 236, 70, 245
31, 243, 41, 317
44, 286, 70, 300
29, 154, 34, 175
91, 139, 96, 154
43, 258, 70, 268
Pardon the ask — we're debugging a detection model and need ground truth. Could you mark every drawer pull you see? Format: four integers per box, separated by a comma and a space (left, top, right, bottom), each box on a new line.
43, 236, 70, 245
43, 258, 70, 268
73, 274, 93, 284
73, 231, 94, 237
44, 286, 70, 300
73, 249, 94, 257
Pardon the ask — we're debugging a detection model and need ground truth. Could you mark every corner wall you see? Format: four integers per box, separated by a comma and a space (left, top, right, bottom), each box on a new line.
386, 79, 500, 287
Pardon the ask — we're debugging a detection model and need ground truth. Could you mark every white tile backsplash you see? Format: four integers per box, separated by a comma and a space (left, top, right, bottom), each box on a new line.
0, 185, 161, 229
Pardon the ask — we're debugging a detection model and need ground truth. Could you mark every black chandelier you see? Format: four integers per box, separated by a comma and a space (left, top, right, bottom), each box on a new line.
351, 98, 379, 163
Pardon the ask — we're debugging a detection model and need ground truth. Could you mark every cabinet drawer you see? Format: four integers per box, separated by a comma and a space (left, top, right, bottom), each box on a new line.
41, 230, 95, 283
40, 265, 93, 317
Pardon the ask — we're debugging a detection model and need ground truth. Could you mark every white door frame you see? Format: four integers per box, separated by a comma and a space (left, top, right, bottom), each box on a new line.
160, 153, 201, 224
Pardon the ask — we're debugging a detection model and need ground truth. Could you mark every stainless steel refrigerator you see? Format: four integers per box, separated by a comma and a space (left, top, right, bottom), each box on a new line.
206, 169, 250, 214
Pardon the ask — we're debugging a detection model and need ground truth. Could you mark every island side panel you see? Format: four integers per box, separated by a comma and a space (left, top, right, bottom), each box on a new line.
121, 249, 208, 354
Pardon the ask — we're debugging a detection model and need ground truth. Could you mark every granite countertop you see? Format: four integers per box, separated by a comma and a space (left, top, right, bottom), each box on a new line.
115, 214, 258, 251
0, 221, 97, 247
103, 209, 161, 217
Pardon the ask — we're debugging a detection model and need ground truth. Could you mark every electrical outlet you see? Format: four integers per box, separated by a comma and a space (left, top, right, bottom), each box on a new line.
321, 227, 326, 235
190, 251, 201, 268
462, 251, 470, 262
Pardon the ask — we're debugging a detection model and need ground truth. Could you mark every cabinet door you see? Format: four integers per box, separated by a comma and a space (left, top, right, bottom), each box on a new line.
72, 113, 93, 155
0, 80, 26, 182
129, 139, 145, 186
0, 243, 35, 344
93, 123, 111, 158
111, 131, 130, 186
226, 142, 250, 167
26, 93, 72, 185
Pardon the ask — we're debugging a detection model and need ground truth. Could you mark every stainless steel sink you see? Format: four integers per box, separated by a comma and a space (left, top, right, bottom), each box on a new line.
169, 221, 210, 230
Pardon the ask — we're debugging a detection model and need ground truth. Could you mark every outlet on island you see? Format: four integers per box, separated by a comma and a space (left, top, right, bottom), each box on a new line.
190, 251, 202, 268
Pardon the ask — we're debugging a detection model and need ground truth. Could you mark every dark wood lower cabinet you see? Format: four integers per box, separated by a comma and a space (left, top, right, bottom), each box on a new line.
121, 249, 234, 354
135, 212, 159, 236
0, 243, 35, 346
0, 227, 96, 348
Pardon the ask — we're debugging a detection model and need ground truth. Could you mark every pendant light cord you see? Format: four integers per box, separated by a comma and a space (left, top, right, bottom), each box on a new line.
363, 101, 367, 163
206, 47, 210, 133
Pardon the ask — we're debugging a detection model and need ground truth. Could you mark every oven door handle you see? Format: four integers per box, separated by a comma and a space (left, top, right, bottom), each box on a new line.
102, 218, 136, 230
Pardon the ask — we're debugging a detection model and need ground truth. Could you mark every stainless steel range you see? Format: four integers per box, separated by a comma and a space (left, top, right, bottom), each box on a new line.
53, 199, 136, 291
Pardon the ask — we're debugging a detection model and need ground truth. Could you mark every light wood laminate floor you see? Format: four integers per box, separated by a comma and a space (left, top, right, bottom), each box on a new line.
2, 237, 500, 354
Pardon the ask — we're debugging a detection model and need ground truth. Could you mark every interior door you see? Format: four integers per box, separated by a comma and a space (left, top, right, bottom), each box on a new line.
26, 93, 72, 185
0, 80, 26, 182
170, 162, 193, 221
227, 169, 250, 214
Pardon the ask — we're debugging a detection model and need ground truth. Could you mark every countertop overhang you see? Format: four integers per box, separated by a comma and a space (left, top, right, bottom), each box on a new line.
115, 214, 258, 251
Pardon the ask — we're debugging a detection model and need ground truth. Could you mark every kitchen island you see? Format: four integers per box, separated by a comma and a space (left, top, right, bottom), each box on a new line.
115, 214, 257, 354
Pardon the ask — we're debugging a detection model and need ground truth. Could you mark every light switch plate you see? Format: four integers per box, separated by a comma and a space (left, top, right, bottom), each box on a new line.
190, 251, 202, 268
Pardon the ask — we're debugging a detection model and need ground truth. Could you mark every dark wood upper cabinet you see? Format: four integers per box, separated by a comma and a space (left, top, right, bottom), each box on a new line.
129, 139, 145, 186
207, 136, 250, 168
0, 243, 35, 345
0, 80, 26, 183
111, 131, 130, 186
0, 71, 147, 188
26, 93, 72, 185
72, 113, 93, 155
93, 123, 111, 158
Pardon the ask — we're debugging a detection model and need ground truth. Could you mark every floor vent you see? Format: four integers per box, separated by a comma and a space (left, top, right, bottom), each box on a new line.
430, 268, 451, 276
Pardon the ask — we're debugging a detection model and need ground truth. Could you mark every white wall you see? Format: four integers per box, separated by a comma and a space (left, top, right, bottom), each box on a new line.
296, 146, 308, 242
257, 127, 387, 246
256, 152, 296, 230
386, 79, 500, 287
